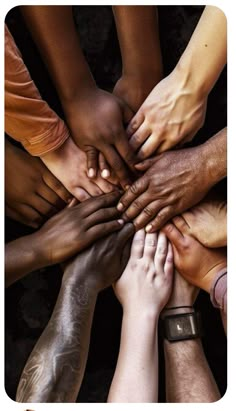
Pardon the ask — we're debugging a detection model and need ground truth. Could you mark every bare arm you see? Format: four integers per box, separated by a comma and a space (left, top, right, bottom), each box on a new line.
164, 337, 220, 402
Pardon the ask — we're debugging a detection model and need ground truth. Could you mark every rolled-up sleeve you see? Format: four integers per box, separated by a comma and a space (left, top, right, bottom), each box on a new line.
5, 24, 69, 156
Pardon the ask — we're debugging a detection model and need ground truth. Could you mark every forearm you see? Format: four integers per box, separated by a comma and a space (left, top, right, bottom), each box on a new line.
177, 6, 226, 96
201, 127, 227, 188
21, 6, 95, 103
5, 234, 45, 287
164, 338, 220, 402
113, 6, 162, 79
16, 277, 97, 402
108, 310, 158, 403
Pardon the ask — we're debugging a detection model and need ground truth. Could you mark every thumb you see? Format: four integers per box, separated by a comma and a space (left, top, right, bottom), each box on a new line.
135, 156, 158, 171
117, 223, 135, 248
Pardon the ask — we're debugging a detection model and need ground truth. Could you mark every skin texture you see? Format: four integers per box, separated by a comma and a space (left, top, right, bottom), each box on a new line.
5, 191, 125, 287
117, 128, 226, 232
41, 137, 118, 202
112, 6, 163, 113
127, 6, 226, 158
162, 216, 227, 293
16, 223, 134, 403
21, 6, 137, 187
182, 197, 227, 248
108, 231, 173, 402
5, 140, 71, 228
162, 271, 221, 402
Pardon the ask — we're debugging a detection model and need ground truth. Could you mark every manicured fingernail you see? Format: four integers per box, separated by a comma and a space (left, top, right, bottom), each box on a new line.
117, 219, 124, 225
117, 202, 124, 211
88, 168, 95, 178
146, 224, 152, 232
101, 169, 110, 179
125, 185, 130, 190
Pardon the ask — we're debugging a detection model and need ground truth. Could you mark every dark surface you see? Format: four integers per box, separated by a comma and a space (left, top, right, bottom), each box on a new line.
5, 5, 227, 402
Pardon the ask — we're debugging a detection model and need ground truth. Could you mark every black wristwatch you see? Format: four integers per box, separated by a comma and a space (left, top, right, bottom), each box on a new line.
161, 311, 203, 342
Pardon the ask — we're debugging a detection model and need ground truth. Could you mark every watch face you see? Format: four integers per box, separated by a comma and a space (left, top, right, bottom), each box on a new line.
165, 313, 199, 341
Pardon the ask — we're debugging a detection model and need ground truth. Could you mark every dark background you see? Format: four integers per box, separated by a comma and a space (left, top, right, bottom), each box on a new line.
5, 5, 227, 402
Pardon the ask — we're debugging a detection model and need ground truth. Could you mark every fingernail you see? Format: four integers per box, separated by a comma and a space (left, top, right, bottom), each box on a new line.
88, 168, 95, 178
125, 185, 130, 190
101, 169, 110, 179
117, 202, 124, 211
117, 219, 124, 225
146, 224, 152, 232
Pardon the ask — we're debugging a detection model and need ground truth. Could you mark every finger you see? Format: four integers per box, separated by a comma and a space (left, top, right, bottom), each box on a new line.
86, 146, 98, 178
130, 229, 146, 259
116, 222, 135, 248
156, 138, 176, 154
133, 200, 161, 230
43, 173, 72, 204
86, 206, 121, 229
129, 123, 151, 151
82, 191, 122, 217
87, 218, 125, 240
31, 195, 58, 218
72, 187, 91, 202
117, 177, 147, 212
37, 183, 66, 210
81, 179, 103, 197
172, 215, 191, 234
99, 152, 111, 179
126, 111, 145, 137
137, 135, 160, 160
115, 130, 138, 169
5, 204, 40, 229
154, 231, 168, 268
134, 157, 157, 172
143, 232, 158, 260
164, 241, 174, 277
67, 198, 79, 208
162, 223, 184, 248
146, 206, 174, 233
18, 204, 44, 228
95, 173, 118, 194
103, 146, 132, 189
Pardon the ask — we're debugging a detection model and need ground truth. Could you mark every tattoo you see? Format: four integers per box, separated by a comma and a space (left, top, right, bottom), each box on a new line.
16, 283, 97, 403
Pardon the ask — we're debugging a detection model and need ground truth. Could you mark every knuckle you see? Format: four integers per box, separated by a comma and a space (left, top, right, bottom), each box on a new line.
132, 199, 143, 211
143, 206, 154, 218
129, 182, 140, 195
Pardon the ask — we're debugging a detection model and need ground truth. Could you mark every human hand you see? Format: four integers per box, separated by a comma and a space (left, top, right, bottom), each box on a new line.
127, 68, 207, 159
33, 191, 126, 266
114, 230, 173, 317
182, 198, 227, 248
113, 72, 159, 114
117, 146, 211, 232
162, 215, 227, 293
63, 87, 137, 188
41, 137, 119, 201
63, 223, 135, 292
5, 141, 71, 228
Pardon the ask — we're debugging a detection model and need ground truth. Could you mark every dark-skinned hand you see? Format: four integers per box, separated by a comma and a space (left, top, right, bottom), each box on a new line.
5, 141, 72, 228
117, 146, 212, 232
32, 191, 126, 266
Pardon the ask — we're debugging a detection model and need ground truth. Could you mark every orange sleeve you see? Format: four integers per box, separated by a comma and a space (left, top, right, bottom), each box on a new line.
4, 24, 69, 156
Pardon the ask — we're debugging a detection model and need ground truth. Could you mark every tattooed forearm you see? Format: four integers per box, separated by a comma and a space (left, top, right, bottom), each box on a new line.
16, 282, 97, 402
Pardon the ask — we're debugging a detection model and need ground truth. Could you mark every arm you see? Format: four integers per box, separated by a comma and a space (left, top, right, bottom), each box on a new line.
113, 6, 162, 112
16, 223, 134, 402
5, 191, 124, 287
108, 230, 173, 402
118, 127, 226, 232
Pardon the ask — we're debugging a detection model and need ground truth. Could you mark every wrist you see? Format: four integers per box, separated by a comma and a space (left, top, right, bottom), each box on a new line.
62, 262, 100, 296
161, 306, 195, 319
123, 305, 160, 323
61, 80, 97, 109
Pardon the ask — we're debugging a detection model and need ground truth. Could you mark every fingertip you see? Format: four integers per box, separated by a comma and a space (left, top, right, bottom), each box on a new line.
88, 168, 96, 178
101, 169, 110, 179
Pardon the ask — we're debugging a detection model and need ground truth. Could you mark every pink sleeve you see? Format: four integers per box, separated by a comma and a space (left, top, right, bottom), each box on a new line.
210, 268, 227, 314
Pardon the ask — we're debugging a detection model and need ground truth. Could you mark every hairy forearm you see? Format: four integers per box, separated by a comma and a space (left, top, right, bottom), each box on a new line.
203, 127, 227, 187
5, 234, 45, 287
177, 6, 226, 96
108, 311, 158, 403
113, 6, 162, 78
16, 278, 97, 402
21, 6, 95, 102
164, 339, 220, 402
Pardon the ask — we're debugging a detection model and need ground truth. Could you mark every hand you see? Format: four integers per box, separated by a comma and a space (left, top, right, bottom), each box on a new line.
162, 215, 227, 293
41, 137, 118, 201
182, 198, 227, 248
114, 230, 173, 316
113, 72, 160, 114
33, 191, 126, 266
127, 68, 207, 159
117, 146, 211, 232
63, 87, 137, 188
63, 223, 135, 292
5, 141, 71, 228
